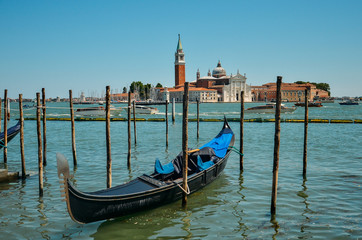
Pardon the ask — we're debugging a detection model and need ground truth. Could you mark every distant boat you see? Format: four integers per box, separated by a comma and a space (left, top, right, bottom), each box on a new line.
0, 121, 21, 150
75, 106, 122, 117
124, 105, 159, 114
245, 103, 296, 113
294, 102, 323, 107
339, 100, 359, 105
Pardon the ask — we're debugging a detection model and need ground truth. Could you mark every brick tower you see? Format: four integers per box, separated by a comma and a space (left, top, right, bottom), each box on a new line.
175, 34, 185, 87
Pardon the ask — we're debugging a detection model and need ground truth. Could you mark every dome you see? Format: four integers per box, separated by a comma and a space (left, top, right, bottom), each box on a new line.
212, 61, 226, 78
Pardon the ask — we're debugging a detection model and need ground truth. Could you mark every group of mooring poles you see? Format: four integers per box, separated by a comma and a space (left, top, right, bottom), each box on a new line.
238, 76, 309, 219
1, 89, 47, 195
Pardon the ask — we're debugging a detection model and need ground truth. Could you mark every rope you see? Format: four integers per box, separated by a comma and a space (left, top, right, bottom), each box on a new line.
0, 140, 6, 148
175, 182, 190, 195
228, 146, 244, 156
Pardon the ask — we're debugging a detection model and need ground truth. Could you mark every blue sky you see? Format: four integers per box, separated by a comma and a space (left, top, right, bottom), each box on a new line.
1, 0, 361, 99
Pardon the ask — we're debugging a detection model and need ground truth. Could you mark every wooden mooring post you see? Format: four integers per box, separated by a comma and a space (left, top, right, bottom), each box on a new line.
106, 86, 112, 188
197, 98, 200, 139
127, 91, 131, 169
271, 76, 282, 216
42, 88, 47, 166
69, 90, 77, 167
172, 98, 175, 123
166, 100, 168, 147
133, 100, 137, 145
19, 94, 26, 179
240, 91, 244, 172
36, 93, 44, 196
303, 89, 309, 178
182, 82, 190, 207
3, 90, 8, 163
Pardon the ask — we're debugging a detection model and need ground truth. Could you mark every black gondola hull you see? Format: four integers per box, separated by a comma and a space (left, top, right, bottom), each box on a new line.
0, 121, 21, 149
58, 118, 234, 224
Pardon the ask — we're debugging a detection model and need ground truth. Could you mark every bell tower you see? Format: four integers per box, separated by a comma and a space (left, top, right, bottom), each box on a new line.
175, 34, 185, 87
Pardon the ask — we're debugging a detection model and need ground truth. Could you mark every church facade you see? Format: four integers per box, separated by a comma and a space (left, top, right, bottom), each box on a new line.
159, 35, 252, 103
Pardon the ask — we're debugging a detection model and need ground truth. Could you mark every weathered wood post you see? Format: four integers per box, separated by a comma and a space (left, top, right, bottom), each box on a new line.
3, 90, 8, 163
36, 93, 44, 196
42, 88, 47, 166
240, 91, 244, 172
270, 76, 282, 216
172, 98, 175, 123
197, 98, 200, 139
166, 100, 169, 147
19, 94, 26, 179
132, 100, 137, 145
69, 90, 77, 167
127, 91, 131, 169
106, 86, 112, 188
182, 82, 190, 206
303, 89, 309, 178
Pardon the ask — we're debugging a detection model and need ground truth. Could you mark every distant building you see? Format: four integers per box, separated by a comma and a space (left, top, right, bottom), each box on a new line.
110, 93, 135, 102
194, 61, 252, 102
159, 35, 252, 103
251, 82, 329, 102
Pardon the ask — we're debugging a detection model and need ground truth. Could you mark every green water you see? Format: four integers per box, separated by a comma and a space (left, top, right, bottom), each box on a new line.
0, 102, 361, 239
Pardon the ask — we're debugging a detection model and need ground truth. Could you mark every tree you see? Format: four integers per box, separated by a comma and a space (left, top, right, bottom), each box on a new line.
122, 87, 127, 93
295, 81, 331, 96
156, 83, 163, 88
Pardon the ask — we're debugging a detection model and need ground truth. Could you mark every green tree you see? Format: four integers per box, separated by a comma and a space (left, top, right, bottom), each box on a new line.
122, 87, 127, 93
156, 83, 163, 88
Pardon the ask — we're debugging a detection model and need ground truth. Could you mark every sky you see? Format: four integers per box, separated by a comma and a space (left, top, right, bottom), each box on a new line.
1, 0, 361, 99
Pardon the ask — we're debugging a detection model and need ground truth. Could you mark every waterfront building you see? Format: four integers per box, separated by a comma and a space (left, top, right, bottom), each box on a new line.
159, 35, 252, 103
251, 82, 329, 102
194, 61, 252, 102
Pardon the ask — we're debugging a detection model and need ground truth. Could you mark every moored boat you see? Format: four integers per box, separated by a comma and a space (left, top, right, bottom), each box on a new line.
75, 106, 122, 117
339, 100, 359, 105
0, 121, 21, 149
245, 103, 296, 113
294, 101, 323, 107
124, 105, 159, 114
57, 118, 235, 224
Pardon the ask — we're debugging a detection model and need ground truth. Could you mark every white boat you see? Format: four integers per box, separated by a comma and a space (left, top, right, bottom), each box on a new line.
75, 106, 122, 117
246, 103, 296, 113
124, 105, 159, 114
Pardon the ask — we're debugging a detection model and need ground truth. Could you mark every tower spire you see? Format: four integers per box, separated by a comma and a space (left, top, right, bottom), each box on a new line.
177, 34, 183, 52
174, 34, 185, 86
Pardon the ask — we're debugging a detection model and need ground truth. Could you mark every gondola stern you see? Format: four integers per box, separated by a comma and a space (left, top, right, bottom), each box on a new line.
56, 153, 83, 224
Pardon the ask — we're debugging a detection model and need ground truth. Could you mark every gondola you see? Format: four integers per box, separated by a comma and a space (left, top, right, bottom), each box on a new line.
57, 118, 235, 224
0, 120, 21, 150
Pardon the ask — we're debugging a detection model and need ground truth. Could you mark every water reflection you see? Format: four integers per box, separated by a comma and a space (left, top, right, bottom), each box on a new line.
298, 177, 311, 235
270, 215, 280, 240
232, 173, 248, 237
181, 210, 192, 239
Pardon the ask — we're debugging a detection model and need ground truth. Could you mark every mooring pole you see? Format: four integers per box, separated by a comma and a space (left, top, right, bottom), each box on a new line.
36, 93, 43, 197
3, 90, 8, 163
197, 98, 200, 139
271, 76, 282, 216
303, 89, 309, 178
106, 86, 112, 188
240, 91, 244, 172
132, 100, 137, 145
42, 88, 47, 166
182, 82, 190, 207
19, 94, 26, 179
166, 100, 169, 147
69, 90, 77, 167
172, 98, 175, 123
127, 91, 131, 169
